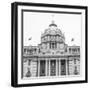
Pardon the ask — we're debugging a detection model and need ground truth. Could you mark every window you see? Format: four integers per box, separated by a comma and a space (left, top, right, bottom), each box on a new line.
40, 60, 46, 76
61, 60, 66, 75
52, 43, 54, 49
74, 59, 76, 64
28, 60, 31, 65
50, 60, 56, 76
74, 66, 78, 75
34, 48, 36, 52
26, 68, 31, 77
78, 48, 80, 52
55, 43, 57, 48
69, 48, 71, 52
38, 49, 41, 53
50, 42, 57, 49
24, 48, 26, 53
65, 48, 67, 52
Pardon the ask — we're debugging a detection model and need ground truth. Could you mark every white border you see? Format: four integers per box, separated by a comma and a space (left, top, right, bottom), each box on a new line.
18, 5, 86, 84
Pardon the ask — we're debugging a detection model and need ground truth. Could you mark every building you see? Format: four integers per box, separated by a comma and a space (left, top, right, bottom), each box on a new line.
22, 21, 80, 78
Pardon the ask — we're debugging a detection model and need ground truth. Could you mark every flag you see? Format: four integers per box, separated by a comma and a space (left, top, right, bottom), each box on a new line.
28, 37, 32, 40
71, 38, 74, 42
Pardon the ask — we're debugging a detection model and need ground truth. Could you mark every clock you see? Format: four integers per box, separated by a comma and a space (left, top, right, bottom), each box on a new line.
60, 43, 64, 49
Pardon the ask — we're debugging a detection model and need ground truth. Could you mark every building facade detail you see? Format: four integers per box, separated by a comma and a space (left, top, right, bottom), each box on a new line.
22, 21, 80, 78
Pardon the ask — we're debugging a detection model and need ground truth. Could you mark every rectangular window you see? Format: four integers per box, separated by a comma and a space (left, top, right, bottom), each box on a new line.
61, 60, 66, 75
52, 43, 54, 49
28, 60, 31, 65
50, 42, 57, 49
50, 60, 56, 76
40, 60, 46, 76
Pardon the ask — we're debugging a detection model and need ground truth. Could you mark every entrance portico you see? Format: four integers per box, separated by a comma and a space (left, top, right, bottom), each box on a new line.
37, 58, 68, 77
23, 55, 80, 78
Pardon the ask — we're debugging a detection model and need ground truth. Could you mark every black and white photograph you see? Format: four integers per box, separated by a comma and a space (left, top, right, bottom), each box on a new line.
22, 11, 81, 78
11, 2, 88, 87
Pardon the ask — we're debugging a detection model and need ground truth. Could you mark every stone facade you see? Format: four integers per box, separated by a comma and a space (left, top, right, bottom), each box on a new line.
22, 21, 80, 78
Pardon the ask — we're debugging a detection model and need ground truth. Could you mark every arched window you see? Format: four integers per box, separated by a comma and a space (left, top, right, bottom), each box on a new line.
26, 68, 31, 77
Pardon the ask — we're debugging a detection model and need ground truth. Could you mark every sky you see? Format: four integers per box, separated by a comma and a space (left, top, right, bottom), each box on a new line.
23, 11, 81, 46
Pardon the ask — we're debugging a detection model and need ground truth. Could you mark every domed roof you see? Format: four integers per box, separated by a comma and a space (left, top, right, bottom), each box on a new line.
41, 21, 64, 38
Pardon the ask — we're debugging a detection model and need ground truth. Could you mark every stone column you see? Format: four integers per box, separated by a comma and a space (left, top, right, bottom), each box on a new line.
56, 59, 58, 76
59, 59, 61, 76
46, 58, 47, 76
38, 59, 40, 77
67, 58, 69, 75
49, 59, 50, 76
47, 59, 49, 76
57, 59, 59, 76
36, 59, 38, 77
66, 59, 68, 75
21, 58, 24, 78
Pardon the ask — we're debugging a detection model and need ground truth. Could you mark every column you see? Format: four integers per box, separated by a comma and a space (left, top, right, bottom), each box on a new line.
38, 59, 40, 77
66, 59, 68, 75
56, 59, 58, 76
45, 59, 47, 76
57, 59, 59, 76
59, 59, 61, 76
49, 59, 50, 76
47, 59, 49, 76
78, 58, 80, 75
36, 59, 38, 77
67, 59, 70, 75
21, 58, 24, 78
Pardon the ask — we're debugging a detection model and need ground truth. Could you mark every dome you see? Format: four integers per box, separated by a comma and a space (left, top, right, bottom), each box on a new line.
49, 23, 57, 27
41, 21, 64, 38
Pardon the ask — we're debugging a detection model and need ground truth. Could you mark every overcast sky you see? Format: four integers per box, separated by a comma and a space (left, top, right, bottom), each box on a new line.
23, 11, 81, 46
